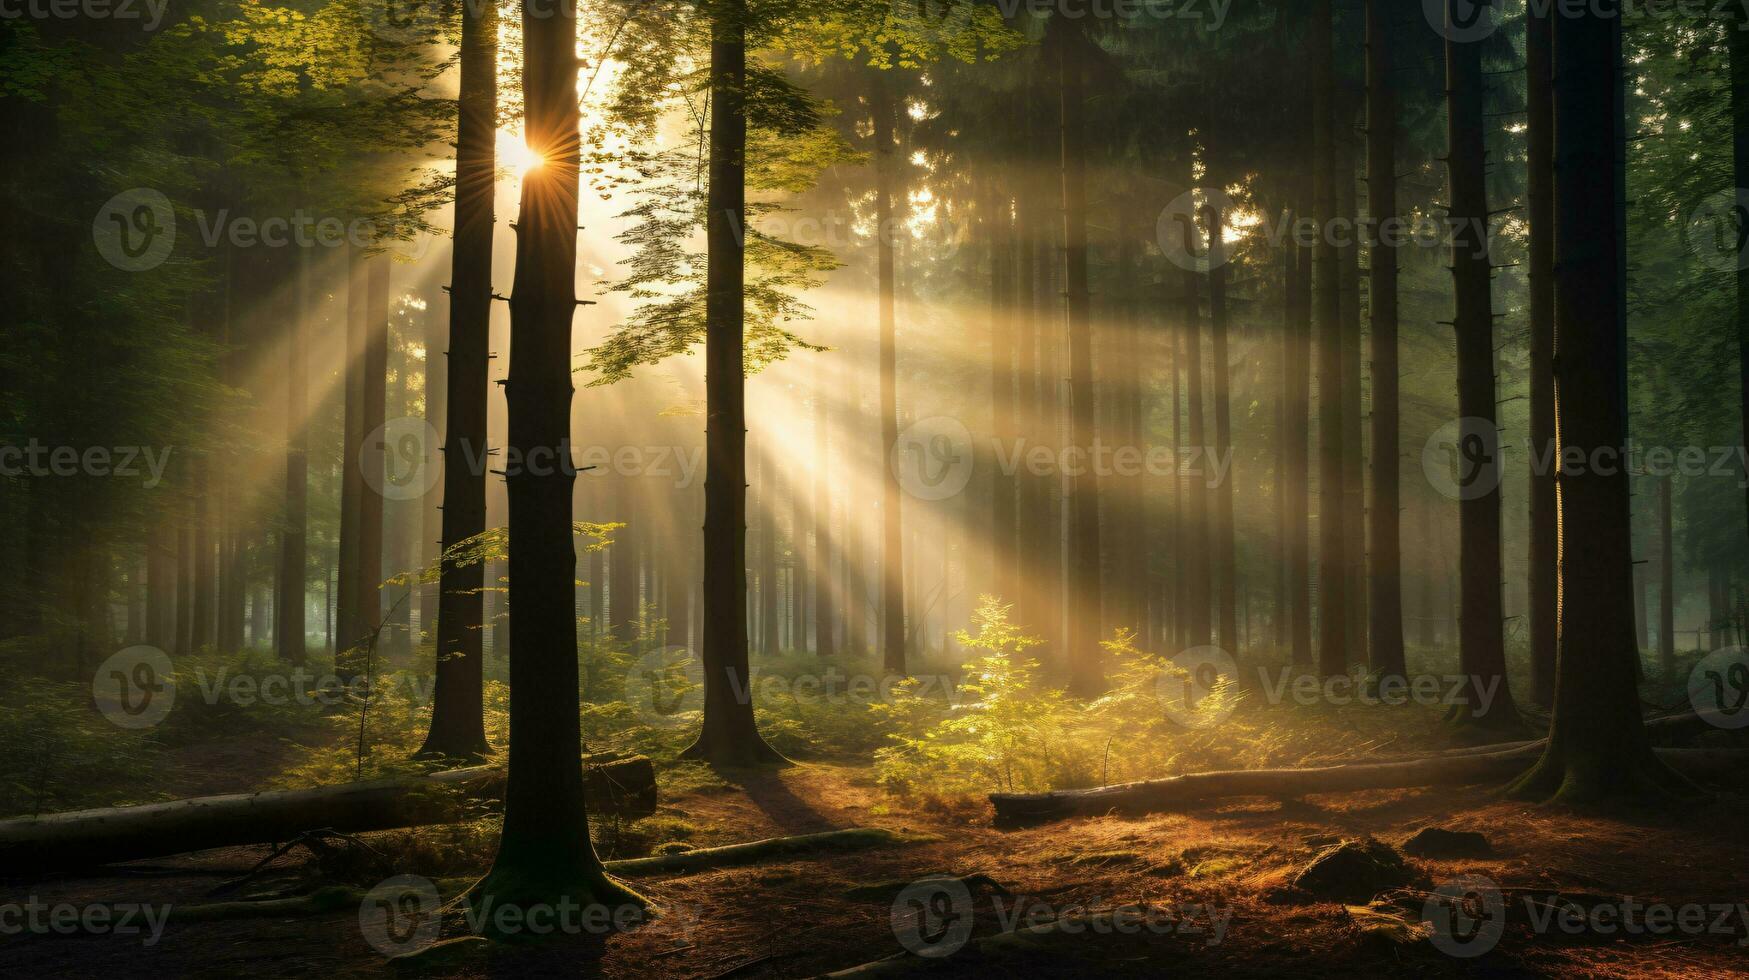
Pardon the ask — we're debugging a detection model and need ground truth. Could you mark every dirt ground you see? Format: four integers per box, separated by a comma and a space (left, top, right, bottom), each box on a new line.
4, 759, 1748, 979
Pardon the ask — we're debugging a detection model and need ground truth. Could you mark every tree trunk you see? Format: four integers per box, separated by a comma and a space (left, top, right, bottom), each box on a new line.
989, 187, 1019, 607
813, 356, 837, 657
1312, 0, 1347, 678
1366, 0, 1406, 682
1509, 7, 1690, 804
1204, 206, 1237, 655
1054, 15, 1102, 693
418, 0, 496, 761
1, 757, 654, 876
276, 248, 308, 666
610, 482, 638, 643
1526, 0, 1558, 708
337, 248, 366, 662
1178, 218, 1210, 649
682, 0, 784, 767
476, 0, 642, 918
874, 74, 907, 676
1338, 134, 1367, 673
1446, 3, 1517, 731
348, 250, 390, 670
1659, 476, 1676, 672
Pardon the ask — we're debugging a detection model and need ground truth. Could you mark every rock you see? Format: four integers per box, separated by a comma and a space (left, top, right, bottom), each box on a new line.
1401, 827, 1492, 858
1290, 837, 1413, 904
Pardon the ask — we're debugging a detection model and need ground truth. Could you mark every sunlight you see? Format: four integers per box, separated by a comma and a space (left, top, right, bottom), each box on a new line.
498, 130, 544, 175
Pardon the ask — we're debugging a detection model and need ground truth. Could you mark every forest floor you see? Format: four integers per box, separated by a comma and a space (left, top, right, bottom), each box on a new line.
5, 729, 1749, 980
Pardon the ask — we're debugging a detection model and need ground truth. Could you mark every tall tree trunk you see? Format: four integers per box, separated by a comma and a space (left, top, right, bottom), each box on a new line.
1446, 4, 1517, 731
756, 448, 777, 656
1313, 0, 1347, 678
1659, 476, 1675, 674
418, 0, 495, 760
1054, 15, 1102, 693
1206, 203, 1238, 654
276, 249, 308, 666
1338, 135, 1367, 673
874, 75, 906, 676
349, 251, 390, 671
812, 357, 837, 657
1366, 0, 1406, 681
989, 188, 1019, 607
1289, 199, 1314, 665
683, 0, 784, 766
1524, 0, 1558, 708
476, 0, 642, 916
337, 248, 366, 660
1178, 218, 1210, 648
610, 483, 638, 643
1731, 8, 1749, 538
1509, 6, 1689, 804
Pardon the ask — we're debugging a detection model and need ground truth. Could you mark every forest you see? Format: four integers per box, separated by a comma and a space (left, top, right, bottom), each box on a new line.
4, 0, 1749, 976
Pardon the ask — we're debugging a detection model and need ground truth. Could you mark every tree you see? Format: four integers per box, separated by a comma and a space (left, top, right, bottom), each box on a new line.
1445, 0, 1517, 732
1312, 0, 1347, 679
873, 69, 907, 677
1366, 0, 1405, 683
1525, 0, 1557, 708
1205, 202, 1238, 654
1050, 13, 1104, 696
1508, 5, 1691, 804
474, 0, 644, 917
419, 0, 498, 760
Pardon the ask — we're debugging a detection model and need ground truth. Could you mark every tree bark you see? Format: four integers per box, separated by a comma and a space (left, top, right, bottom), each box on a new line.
418, 0, 496, 761
1446, 2, 1517, 731
1509, 7, 1691, 804
874, 74, 907, 676
1206, 205, 1238, 655
1054, 15, 1102, 693
682, 0, 784, 767
989, 187, 1019, 607
476, 0, 643, 918
1312, 0, 1347, 679
1366, 0, 1405, 682
1526, 0, 1557, 708
1, 757, 654, 876
1178, 218, 1210, 649
813, 355, 838, 656
276, 248, 308, 666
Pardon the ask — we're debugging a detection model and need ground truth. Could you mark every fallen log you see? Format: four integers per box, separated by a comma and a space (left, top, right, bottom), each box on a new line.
0, 755, 655, 877
605, 827, 930, 877
989, 747, 1748, 825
